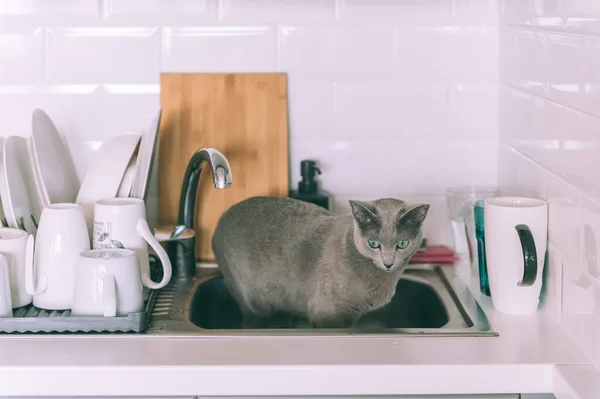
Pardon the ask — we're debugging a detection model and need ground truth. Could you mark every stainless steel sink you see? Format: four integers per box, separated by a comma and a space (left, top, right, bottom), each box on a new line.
147, 263, 498, 336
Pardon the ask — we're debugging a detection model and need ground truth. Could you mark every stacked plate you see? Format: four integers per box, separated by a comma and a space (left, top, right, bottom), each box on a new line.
0, 107, 162, 237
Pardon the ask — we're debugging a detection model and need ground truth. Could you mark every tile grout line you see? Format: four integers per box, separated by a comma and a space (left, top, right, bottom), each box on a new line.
500, 81, 600, 123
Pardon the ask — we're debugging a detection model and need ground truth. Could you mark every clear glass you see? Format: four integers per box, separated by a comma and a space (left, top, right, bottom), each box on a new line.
446, 186, 498, 279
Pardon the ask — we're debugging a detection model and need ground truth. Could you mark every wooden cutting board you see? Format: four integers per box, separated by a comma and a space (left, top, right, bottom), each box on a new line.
158, 73, 289, 262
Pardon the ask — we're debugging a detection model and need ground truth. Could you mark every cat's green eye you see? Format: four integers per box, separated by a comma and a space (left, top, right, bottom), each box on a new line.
397, 240, 409, 249
368, 240, 380, 249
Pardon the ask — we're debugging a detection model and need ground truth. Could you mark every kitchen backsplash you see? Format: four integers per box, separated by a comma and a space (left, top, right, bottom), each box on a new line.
0, 0, 499, 247
499, 0, 600, 369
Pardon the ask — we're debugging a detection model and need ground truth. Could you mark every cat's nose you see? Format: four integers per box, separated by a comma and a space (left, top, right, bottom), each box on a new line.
384, 263, 393, 269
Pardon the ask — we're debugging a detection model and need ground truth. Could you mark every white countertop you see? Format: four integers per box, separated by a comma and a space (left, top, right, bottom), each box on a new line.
0, 271, 595, 398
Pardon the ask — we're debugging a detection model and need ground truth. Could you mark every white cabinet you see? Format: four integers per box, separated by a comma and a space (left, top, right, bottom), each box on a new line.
198, 395, 554, 399
0, 395, 555, 398
2, 397, 196, 399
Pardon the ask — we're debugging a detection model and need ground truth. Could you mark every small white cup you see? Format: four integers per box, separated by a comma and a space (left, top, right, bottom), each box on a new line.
72, 249, 147, 317
0, 227, 34, 308
0, 254, 12, 317
92, 198, 171, 290
484, 196, 548, 315
26, 203, 91, 310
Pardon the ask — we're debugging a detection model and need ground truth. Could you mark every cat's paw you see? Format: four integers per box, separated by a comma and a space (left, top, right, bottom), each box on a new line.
241, 312, 266, 329
310, 314, 358, 329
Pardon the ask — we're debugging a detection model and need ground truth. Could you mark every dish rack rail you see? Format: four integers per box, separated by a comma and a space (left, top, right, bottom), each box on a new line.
0, 257, 162, 334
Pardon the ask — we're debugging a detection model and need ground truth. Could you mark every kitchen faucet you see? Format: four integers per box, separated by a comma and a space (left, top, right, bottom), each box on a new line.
155, 148, 232, 281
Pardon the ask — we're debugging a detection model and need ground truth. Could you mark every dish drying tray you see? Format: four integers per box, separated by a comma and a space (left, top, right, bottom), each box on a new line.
0, 257, 162, 334
0, 290, 157, 333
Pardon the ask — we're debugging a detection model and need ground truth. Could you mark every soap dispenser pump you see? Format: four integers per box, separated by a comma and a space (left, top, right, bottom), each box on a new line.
289, 160, 332, 210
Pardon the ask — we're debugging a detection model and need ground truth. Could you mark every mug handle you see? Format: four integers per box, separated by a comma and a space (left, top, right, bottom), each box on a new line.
102, 274, 116, 317
515, 224, 538, 287
24, 234, 47, 296
0, 254, 12, 313
135, 219, 172, 290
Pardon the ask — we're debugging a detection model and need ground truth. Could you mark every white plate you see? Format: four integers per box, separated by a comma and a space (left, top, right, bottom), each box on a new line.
30, 108, 80, 204
0, 138, 9, 227
1, 136, 43, 235
27, 137, 50, 209
0, 139, 10, 230
76, 133, 142, 240
130, 106, 161, 201
117, 153, 137, 197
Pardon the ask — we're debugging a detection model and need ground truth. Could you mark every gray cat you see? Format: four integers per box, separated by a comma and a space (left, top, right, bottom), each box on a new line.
212, 196, 430, 329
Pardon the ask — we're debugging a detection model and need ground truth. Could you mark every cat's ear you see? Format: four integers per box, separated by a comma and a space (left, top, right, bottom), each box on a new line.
349, 200, 379, 229
398, 204, 430, 228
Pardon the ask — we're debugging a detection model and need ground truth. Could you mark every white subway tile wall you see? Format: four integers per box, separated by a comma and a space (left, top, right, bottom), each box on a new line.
499, 0, 600, 368
0, 0, 499, 247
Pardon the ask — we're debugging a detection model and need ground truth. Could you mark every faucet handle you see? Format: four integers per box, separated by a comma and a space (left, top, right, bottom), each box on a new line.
154, 224, 195, 243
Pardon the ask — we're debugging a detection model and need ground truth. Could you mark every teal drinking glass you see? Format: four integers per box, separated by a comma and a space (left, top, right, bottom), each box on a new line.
474, 200, 490, 296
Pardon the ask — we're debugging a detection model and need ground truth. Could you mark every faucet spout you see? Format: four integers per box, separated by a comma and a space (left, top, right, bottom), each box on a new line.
178, 148, 232, 230
157, 147, 232, 281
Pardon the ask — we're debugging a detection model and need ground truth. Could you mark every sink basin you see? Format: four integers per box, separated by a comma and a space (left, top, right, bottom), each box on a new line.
189, 274, 449, 330
147, 263, 497, 337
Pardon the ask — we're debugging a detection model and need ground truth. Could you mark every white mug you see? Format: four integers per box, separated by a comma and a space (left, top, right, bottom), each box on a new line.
26, 203, 91, 310
0, 227, 33, 308
484, 197, 548, 315
72, 249, 148, 317
0, 254, 12, 317
92, 198, 171, 290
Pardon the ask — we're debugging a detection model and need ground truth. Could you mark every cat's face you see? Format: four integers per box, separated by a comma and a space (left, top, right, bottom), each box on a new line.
349, 198, 430, 272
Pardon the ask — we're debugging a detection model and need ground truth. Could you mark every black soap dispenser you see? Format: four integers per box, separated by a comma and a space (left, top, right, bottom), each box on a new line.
290, 160, 332, 210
